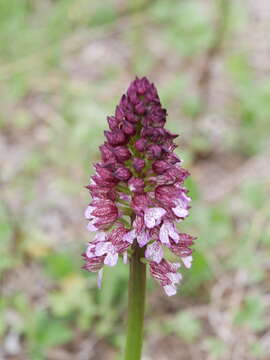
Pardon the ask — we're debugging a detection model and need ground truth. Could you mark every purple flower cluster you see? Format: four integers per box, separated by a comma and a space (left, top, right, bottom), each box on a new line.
83, 77, 195, 296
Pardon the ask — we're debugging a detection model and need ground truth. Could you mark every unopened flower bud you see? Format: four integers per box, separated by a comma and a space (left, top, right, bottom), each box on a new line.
148, 144, 162, 159
128, 177, 145, 193
107, 116, 119, 130
135, 138, 147, 152
115, 105, 125, 121
136, 76, 148, 94
114, 166, 132, 181
100, 144, 115, 162
135, 101, 146, 115
133, 158, 145, 172
122, 120, 136, 136
114, 146, 131, 162
105, 130, 126, 146
152, 160, 171, 174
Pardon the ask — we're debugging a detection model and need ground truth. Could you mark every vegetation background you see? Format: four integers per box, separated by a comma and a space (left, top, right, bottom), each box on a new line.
1, 0, 270, 359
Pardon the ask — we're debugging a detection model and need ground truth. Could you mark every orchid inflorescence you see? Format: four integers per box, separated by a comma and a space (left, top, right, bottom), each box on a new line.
83, 77, 195, 296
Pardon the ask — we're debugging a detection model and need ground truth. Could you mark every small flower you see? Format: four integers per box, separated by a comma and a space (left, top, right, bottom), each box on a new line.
85, 199, 119, 231
129, 215, 151, 247
155, 185, 190, 219
167, 233, 195, 259
83, 77, 195, 295
144, 207, 166, 229
95, 241, 119, 266
82, 255, 104, 272
145, 241, 163, 263
159, 220, 179, 244
150, 260, 182, 296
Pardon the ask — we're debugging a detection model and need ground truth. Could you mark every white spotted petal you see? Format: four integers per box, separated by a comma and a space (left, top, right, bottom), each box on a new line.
145, 241, 163, 263
144, 207, 166, 229
123, 229, 136, 244
182, 255, 193, 269
104, 252, 118, 267
164, 284, 177, 296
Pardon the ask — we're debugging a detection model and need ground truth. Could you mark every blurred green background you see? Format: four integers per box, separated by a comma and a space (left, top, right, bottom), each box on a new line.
1, 0, 270, 359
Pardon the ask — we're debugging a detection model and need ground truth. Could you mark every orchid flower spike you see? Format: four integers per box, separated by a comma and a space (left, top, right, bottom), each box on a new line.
83, 77, 195, 296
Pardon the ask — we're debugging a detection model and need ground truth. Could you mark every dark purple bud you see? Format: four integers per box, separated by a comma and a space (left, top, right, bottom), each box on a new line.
128, 177, 145, 193
163, 129, 178, 140
90, 199, 119, 226
146, 83, 158, 101
169, 233, 195, 258
136, 76, 150, 94
148, 107, 166, 127
120, 94, 129, 109
82, 255, 104, 272
128, 88, 140, 105
153, 128, 166, 138
152, 160, 171, 174
148, 144, 162, 159
135, 138, 147, 152
114, 146, 131, 162
164, 153, 181, 164
104, 130, 126, 146
132, 193, 149, 213
125, 110, 139, 123
166, 167, 190, 183
135, 101, 146, 115
114, 166, 132, 181
121, 120, 136, 136
95, 164, 116, 182
100, 144, 115, 162
115, 105, 125, 121
155, 185, 177, 207
108, 226, 131, 252
141, 127, 154, 137
133, 158, 145, 172
162, 142, 177, 153
92, 175, 116, 188
102, 160, 117, 171
107, 116, 119, 130
87, 184, 117, 201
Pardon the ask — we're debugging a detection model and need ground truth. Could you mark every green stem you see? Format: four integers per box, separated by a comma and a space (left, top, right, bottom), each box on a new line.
124, 245, 146, 360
